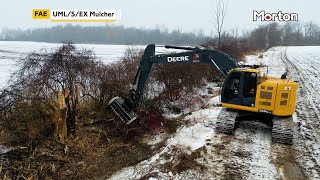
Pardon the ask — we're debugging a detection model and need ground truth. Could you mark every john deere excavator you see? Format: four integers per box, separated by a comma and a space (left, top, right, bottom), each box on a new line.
108, 44, 298, 144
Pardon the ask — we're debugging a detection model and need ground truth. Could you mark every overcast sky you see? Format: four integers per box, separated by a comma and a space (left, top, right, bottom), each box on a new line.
0, 0, 318, 35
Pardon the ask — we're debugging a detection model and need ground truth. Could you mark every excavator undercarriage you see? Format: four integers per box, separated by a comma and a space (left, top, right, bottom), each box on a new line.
215, 108, 294, 144
272, 116, 294, 144
215, 108, 238, 135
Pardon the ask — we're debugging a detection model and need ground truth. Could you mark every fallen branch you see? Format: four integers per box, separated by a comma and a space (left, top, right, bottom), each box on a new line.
0, 146, 27, 155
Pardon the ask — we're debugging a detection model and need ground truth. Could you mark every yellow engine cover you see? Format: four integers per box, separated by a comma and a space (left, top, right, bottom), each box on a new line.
222, 76, 298, 116
256, 78, 298, 116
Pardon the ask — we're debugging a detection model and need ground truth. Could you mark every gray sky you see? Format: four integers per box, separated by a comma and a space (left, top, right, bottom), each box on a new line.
0, 0, 318, 36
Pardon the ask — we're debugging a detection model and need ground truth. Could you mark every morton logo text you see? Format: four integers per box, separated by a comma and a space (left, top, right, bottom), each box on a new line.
253, 11, 298, 22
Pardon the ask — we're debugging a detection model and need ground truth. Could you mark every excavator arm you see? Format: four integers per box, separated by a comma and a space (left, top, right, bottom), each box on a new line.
108, 44, 238, 124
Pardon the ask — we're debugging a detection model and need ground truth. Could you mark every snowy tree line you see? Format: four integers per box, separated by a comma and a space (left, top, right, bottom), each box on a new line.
0, 24, 208, 45
1, 21, 320, 50
215, 21, 320, 51
200, 21, 320, 62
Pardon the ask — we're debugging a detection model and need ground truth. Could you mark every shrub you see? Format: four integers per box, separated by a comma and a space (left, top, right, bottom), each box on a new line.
0, 44, 221, 143
0, 43, 104, 144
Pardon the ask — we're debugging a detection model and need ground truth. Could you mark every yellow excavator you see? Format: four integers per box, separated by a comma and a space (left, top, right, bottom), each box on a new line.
108, 44, 298, 144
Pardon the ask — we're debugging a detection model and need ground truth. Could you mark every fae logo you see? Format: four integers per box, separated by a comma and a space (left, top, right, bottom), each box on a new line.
253, 11, 298, 22
32, 9, 50, 19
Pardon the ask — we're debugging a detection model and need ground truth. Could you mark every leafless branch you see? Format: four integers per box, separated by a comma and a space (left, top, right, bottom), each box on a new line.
211, 0, 228, 46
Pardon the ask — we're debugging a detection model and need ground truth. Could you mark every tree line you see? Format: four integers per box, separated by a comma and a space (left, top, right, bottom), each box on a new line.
1, 22, 320, 49
0, 24, 208, 45
199, 21, 320, 63
218, 21, 320, 51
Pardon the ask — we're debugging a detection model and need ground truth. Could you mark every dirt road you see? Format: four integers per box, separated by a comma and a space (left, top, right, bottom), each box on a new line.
282, 47, 320, 179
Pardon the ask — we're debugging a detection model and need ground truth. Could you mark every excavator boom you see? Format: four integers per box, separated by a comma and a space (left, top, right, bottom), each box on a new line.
108, 44, 238, 124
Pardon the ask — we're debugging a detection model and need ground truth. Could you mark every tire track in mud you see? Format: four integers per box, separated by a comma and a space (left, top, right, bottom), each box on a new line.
188, 119, 254, 179
204, 120, 278, 180
198, 120, 250, 179
280, 48, 320, 179
235, 121, 277, 180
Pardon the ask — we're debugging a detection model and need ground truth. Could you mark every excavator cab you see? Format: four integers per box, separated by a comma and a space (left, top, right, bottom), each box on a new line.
222, 69, 258, 108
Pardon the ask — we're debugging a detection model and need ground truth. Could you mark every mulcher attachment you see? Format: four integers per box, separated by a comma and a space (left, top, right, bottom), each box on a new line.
108, 97, 137, 124
272, 116, 293, 144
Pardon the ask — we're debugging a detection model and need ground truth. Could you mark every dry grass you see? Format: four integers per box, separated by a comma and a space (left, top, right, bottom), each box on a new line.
0, 120, 157, 179
243, 50, 262, 56
162, 147, 206, 175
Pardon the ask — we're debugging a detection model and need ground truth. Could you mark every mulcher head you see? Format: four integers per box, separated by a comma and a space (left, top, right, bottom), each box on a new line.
108, 97, 137, 124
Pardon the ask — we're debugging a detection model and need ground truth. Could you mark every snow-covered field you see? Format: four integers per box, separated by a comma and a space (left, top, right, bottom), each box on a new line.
0, 41, 145, 87
1, 41, 320, 179
0, 41, 189, 88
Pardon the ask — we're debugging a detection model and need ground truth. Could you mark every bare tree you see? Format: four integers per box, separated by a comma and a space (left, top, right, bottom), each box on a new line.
211, 0, 228, 47
292, 22, 303, 44
6, 43, 102, 136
